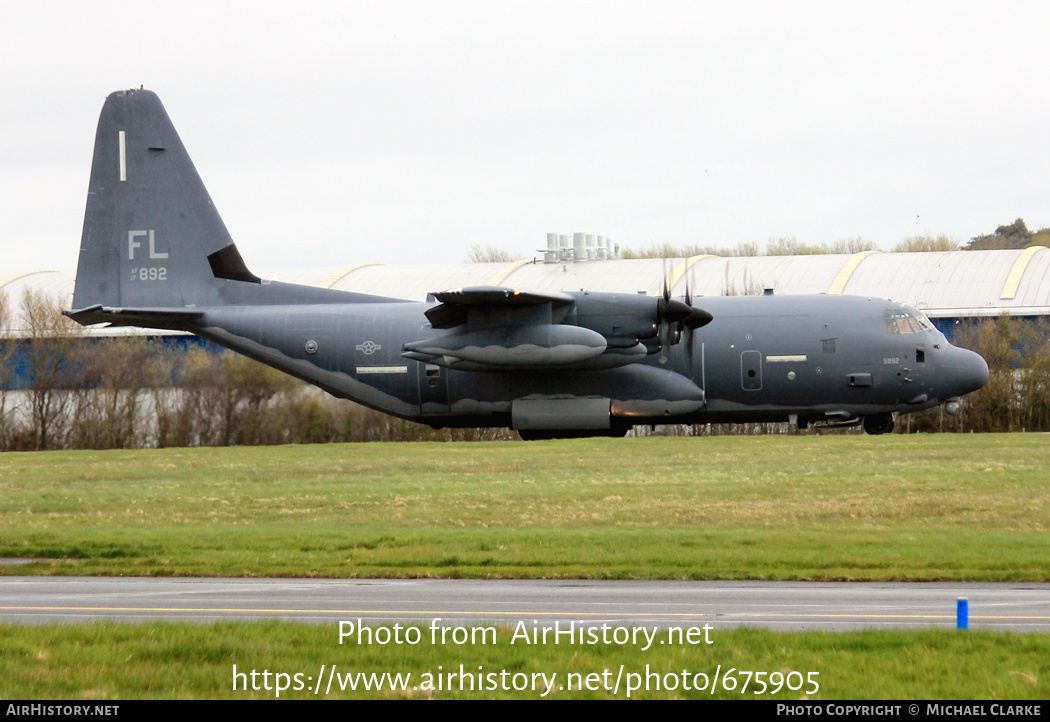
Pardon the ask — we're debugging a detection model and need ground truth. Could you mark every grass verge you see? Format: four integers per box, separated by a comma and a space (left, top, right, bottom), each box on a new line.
1, 622, 1046, 699
0, 434, 1046, 580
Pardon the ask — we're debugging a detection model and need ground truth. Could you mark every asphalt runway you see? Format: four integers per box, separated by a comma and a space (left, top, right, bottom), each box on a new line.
2, 577, 1049, 631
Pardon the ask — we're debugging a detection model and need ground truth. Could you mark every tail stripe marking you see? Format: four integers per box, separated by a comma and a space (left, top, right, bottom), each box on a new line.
118, 130, 127, 182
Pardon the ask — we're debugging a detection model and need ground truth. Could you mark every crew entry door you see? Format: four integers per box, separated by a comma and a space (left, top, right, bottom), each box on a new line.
741, 350, 762, 391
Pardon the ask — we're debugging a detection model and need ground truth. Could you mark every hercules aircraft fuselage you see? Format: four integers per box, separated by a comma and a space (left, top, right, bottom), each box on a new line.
66, 90, 989, 437
184, 290, 989, 436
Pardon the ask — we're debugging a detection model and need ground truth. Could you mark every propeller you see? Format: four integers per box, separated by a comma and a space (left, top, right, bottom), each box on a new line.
657, 258, 688, 351
679, 271, 693, 343
679, 272, 693, 359
678, 269, 712, 365
656, 258, 713, 353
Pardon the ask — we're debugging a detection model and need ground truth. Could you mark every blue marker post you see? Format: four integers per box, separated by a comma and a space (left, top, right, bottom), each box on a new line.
957, 598, 969, 630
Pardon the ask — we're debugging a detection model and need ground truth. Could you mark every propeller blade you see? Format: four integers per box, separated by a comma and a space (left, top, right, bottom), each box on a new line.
680, 272, 693, 351
662, 257, 671, 301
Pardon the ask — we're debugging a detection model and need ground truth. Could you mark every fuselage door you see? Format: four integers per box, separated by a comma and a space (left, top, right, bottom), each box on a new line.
416, 325, 450, 414
741, 350, 762, 391
899, 343, 929, 403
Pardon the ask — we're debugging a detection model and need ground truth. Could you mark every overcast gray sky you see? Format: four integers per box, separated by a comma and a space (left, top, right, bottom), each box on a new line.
3, 1, 1048, 271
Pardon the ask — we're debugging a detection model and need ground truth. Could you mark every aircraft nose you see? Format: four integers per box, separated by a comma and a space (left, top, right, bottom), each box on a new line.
941, 346, 989, 398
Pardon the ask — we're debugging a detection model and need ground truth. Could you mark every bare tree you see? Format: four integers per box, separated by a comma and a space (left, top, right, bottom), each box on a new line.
765, 236, 832, 255
1011, 319, 1050, 432
893, 234, 959, 252
70, 336, 168, 449
19, 287, 83, 450
154, 347, 223, 447
620, 237, 878, 259
221, 353, 301, 446
0, 290, 17, 450
621, 242, 718, 259
944, 316, 1050, 433
826, 237, 878, 254
466, 244, 523, 263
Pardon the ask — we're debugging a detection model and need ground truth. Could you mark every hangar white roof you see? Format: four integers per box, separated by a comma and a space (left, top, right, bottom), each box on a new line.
3, 248, 1049, 336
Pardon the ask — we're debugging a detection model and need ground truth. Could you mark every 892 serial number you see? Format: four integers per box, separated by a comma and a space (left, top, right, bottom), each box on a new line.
130, 267, 167, 281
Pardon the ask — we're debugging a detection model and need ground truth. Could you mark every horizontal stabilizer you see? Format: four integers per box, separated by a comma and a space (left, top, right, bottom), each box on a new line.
64, 305, 204, 330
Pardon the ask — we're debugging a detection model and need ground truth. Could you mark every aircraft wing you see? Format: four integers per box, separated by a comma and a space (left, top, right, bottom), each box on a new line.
424, 286, 575, 329
410, 286, 660, 371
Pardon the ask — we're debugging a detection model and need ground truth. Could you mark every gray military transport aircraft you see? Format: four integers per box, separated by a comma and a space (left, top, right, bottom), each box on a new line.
66, 89, 989, 438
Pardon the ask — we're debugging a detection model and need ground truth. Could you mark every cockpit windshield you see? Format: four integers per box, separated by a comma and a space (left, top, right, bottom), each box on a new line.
884, 307, 933, 334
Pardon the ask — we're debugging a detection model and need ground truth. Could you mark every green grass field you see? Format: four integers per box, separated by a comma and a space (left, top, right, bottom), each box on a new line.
2, 622, 1047, 699
1, 435, 1047, 700
0, 434, 1047, 580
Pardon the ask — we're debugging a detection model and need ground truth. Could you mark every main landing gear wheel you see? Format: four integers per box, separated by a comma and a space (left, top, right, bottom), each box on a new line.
862, 413, 895, 435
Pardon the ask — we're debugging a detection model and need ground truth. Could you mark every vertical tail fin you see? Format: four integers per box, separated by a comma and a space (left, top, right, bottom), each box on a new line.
73, 89, 257, 312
